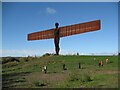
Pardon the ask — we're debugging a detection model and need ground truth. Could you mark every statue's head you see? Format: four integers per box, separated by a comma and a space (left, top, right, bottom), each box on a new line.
55, 22, 59, 28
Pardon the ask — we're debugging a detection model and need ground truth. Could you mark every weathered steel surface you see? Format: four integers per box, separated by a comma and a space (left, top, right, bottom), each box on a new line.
59, 20, 100, 37
28, 20, 101, 41
28, 29, 54, 40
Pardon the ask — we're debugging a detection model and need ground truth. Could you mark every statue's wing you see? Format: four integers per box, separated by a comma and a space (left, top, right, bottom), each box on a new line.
28, 28, 55, 41
27, 20, 101, 41
59, 20, 101, 38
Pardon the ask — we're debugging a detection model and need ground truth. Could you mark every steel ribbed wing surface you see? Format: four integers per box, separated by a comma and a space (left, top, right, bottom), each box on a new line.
59, 20, 101, 37
28, 28, 55, 41
27, 20, 101, 41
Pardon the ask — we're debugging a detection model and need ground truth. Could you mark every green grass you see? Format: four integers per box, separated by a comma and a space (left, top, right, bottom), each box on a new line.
2, 55, 118, 88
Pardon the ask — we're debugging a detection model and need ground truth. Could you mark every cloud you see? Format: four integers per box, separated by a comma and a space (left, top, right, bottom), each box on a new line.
46, 7, 56, 14
0, 49, 118, 57
1, 49, 54, 57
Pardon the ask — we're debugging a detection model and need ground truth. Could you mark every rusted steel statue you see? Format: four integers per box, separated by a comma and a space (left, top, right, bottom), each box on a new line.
27, 20, 101, 55
54, 22, 60, 55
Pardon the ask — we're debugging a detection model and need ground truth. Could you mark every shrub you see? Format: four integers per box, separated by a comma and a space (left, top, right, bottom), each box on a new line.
70, 73, 92, 83
2, 57, 19, 64
109, 61, 113, 63
3, 61, 18, 68
42, 53, 54, 57
70, 73, 79, 81
80, 74, 92, 82
2, 57, 9, 64
34, 81, 47, 87
19, 57, 28, 62
19, 56, 35, 62
27, 56, 35, 61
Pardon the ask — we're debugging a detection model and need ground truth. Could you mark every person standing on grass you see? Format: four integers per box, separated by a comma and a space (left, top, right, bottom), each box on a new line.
63, 64, 67, 70
106, 58, 109, 64
99, 60, 103, 67
43, 65, 47, 74
94, 58, 96, 61
79, 62, 81, 69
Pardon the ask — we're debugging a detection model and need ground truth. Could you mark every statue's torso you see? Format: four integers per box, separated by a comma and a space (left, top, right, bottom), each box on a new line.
54, 28, 59, 37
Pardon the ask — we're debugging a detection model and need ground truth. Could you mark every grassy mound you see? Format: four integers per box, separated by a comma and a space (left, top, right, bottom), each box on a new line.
2, 55, 118, 88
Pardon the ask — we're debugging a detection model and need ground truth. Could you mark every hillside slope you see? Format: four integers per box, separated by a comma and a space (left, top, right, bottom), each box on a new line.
2, 55, 118, 88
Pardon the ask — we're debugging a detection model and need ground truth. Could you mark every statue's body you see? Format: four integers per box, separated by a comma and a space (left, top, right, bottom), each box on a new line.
54, 23, 60, 55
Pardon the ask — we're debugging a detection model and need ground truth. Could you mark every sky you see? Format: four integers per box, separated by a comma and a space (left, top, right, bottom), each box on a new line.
1, 2, 118, 57
2, 0, 120, 2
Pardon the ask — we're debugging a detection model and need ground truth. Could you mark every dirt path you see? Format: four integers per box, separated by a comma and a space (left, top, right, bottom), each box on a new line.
97, 70, 119, 74
26, 71, 70, 84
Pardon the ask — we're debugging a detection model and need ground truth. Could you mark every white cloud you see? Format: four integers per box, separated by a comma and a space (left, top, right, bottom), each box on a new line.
46, 7, 56, 14
0, 49, 118, 57
1, 49, 54, 57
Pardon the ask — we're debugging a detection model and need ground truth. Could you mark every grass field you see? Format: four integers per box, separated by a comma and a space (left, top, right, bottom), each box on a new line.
2, 55, 119, 88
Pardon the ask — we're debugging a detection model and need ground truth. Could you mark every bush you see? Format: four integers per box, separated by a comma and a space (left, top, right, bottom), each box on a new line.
109, 61, 113, 63
2, 58, 9, 64
19, 57, 27, 62
42, 53, 54, 57
34, 81, 47, 87
2, 57, 19, 64
80, 74, 92, 82
19, 56, 35, 62
70, 73, 80, 81
3, 61, 18, 68
27, 56, 35, 61
70, 73, 92, 83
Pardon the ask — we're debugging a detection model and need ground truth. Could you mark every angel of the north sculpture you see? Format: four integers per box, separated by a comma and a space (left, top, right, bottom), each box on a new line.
27, 20, 101, 55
